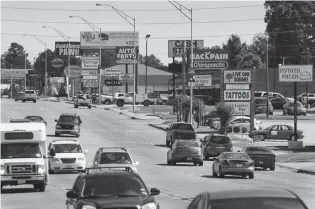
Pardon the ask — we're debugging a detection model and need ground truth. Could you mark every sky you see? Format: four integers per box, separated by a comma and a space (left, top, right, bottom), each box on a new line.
1, 0, 267, 65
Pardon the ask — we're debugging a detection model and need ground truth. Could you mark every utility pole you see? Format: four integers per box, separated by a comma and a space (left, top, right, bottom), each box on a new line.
266, 34, 269, 117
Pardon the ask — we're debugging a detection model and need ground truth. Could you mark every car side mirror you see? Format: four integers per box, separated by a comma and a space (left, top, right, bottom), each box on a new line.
150, 188, 160, 196
134, 161, 139, 165
50, 148, 56, 157
66, 190, 77, 198
84, 150, 88, 154
54, 119, 57, 122
165, 127, 169, 131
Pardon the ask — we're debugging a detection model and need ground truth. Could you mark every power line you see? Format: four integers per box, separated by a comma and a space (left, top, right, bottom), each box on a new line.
0, 5, 263, 12
2, 29, 313, 40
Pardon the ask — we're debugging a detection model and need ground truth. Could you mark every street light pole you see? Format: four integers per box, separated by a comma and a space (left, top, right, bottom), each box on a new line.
96, 3, 137, 112
145, 34, 151, 94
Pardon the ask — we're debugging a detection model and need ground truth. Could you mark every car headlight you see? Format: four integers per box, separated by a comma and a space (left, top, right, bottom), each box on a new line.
82, 205, 96, 209
51, 158, 61, 162
56, 125, 61, 129
0, 165, 5, 175
77, 157, 85, 161
73, 125, 79, 129
142, 203, 157, 209
38, 165, 45, 174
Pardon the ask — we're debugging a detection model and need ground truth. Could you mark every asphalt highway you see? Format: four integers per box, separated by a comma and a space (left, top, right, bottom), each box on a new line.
1, 99, 315, 209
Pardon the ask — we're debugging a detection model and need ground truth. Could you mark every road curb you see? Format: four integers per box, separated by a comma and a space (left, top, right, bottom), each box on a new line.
276, 163, 315, 175
148, 124, 167, 131
256, 116, 315, 120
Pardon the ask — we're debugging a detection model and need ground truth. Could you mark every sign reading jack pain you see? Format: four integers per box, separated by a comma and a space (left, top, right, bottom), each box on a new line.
193, 50, 229, 70
55, 42, 81, 56
116, 46, 139, 64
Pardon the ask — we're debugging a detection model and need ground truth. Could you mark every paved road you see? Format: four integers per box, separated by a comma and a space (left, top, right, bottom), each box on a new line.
2, 98, 315, 209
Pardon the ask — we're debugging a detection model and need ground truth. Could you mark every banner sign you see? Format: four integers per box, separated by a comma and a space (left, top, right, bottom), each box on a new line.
1, 69, 28, 78
64, 66, 82, 78
279, 65, 313, 82
226, 102, 250, 115
116, 46, 138, 64
104, 80, 122, 86
224, 70, 251, 84
103, 68, 121, 76
81, 57, 100, 69
193, 75, 212, 87
82, 79, 99, 87
193, 50, 229, 70
49, 77, 65, 83
168, 40, 204, 57
118, 74, 134, 81
80, 31, 139, 48
81, 70, 98, 76
55, 42, 80, 56
82, 75, 98, 79
225, 84, 249, 90
224, 90, 251, 101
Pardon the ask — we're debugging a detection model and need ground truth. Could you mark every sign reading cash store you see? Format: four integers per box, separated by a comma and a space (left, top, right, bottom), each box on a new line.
193, 50, 229, 70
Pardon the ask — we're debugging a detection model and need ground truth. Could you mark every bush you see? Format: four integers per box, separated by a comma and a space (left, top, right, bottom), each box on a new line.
215, 102, 234, 134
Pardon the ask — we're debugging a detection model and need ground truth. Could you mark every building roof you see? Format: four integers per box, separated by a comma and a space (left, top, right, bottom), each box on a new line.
112, 64, 172, 76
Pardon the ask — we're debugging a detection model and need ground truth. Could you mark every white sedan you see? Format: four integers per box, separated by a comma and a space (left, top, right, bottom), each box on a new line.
211, 116, 263, 131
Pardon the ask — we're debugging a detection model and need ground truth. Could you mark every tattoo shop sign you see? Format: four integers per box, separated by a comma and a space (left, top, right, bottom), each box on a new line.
224, 90, 251, 101
193, 50, 229, 70
55, 42, 81, 56
116, 46, 138, 64
81, 56, 100, 69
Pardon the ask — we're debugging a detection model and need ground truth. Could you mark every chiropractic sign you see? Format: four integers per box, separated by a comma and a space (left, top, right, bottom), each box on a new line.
193, 50, 229, 70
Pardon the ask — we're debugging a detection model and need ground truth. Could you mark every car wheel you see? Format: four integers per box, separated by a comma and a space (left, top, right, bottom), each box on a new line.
270, 166, 275, 171
33, 100, 36, 103
143, 100, 150, 107
48, 168, 54, 174
117, 100, 124, 107
219, 166, 225, 178
242, 173, 247, 178
249, 173, 254, 179
74, 105, 78, 108
269, 111, 273, 115
259, 134, 266, 141
199, 162, 203, 166
167, 160, 171, 165
88, 106, 91, 109
22, 100, 25, 103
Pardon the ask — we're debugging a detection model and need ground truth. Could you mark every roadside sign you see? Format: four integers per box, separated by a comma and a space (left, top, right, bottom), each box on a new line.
193, 50, 229, 70
64, 66, 82, 78
82, 75, 98, 79
225, 102, 250, 115
224, 70, 251, 84
279, 65, 313, 82
194, 75, 212, 87
81, 70, 98, 76
103, 68, 121, 76
1, 69, 28, 78
168, 40, 204, 57
118, 74, 134, 82
148, 92, 160, 99
82, 79, 98, 87
225, 84, 249, 90
188, 69, 195, 74
224, 90, 251, 101
104, 80, 122, 86
188, 77, 195, 82
81, 56, 100, 69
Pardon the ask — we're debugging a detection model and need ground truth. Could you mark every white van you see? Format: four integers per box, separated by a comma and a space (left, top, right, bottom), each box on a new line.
1, 123, 48, 192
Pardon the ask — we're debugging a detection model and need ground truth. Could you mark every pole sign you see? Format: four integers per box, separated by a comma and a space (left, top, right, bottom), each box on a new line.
224, 70, 251, 83
279, 65, 313, 82
193, 50, 229, 70
51, 58, 64, 68
224, 90, 251, 101
64, 66, 82, 78
116, 46, 138, 64
55, 42, 81, 56
1, 69, 28, 78
82, 79, 99, 87
81, 70, 98, 76
225, 84, 250, 90
81, 56, 100, 69
104, 80, 122, 86
168, 40, 204, 57
118, 74, 134, 83
193, 75, 212, 87
225, 102, 250, 115
103, 68, 121, 76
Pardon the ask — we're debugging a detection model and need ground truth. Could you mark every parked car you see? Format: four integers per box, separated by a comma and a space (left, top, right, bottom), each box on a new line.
211, 116, 263, 131
187, 188, 310, 209
167, 140, 203, 166
298, 92, 315, 105
241, 146, 276, 171
200, 134, 233, 159
165, 122, 196, 147
212, 152, 255, 179
255, 91, 285, 99
254, 97, 273, 115
283, 100, 307, 116
249, 124, 304, 141
14, 92, 25, 101
24, 115, 47, 126
270, 97, 286, 109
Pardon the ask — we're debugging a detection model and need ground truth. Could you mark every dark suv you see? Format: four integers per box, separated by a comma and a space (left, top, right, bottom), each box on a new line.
54, 113, 82, 137
65, 167, 160, 209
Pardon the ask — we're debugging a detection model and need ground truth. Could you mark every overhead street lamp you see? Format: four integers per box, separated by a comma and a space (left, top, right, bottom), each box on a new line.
145, 34, 151, 94
2, 60, 14, 98
96, 3, 137, 112
23, 33, 47, 98
69, 16, 103, 104
169, 0, 194, 124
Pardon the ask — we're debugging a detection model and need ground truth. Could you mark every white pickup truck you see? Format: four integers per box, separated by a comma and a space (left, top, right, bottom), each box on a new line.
116, 92, 155, 107
23, 90, 37, 103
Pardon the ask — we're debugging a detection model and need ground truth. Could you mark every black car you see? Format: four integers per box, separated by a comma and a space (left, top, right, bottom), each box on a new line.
241, 146, 276, 171
66, 167, 160, 209
187, 188, 309, 209
270, 97, 286, 109
25, 115, 47, 126
55, 113, 82, 137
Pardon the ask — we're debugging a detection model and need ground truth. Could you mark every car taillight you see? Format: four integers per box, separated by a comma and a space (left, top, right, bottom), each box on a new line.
222, 160, 229, 165
249, 161, 254, 166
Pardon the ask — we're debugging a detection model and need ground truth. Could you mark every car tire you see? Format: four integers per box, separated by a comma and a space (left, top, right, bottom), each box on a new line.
249, 173, 254, 179
171, 161, 176, 165
193, 162, 198, 166
143, 100, 150, 107
22, 100, 25, 103
117, 100, 124, 107
219, 166, 225, 178
55, 133, 60, 137
104, 100, 111, 105
166, 140, 170, 147
199, 162, 203, 166
15, 99, 17, 101
33, 100, 36, 103
167, 160, 171, 165
204, 155, 209, 160
270, 166, 275, 171
259, 134, 266, 141
269, 111, 273, 115
88, 106, 91, 109
48, 168, 54, 174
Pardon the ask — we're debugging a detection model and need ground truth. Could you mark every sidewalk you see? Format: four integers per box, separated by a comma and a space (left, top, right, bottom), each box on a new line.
276, 162, 315, 175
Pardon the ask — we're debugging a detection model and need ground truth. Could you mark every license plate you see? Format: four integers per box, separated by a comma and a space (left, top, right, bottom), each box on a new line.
259, 161, 264, 164
187, 157, 192, 160
258, 106, 264, 109
236, 164, 243, 167
65, 165, 72, 168
17, 180, 26, 184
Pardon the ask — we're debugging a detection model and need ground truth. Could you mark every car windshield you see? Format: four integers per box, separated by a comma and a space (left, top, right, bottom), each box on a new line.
255, 99, 268, 104
25, 90, 35, 94
225, 153, 250, 160
17, 93, 24, 96
1, 143, 42, 159
99, 152, 132, 164
247, 147, 272, 153
82, 176, 148, 197
59, 116, 78, 123
177, 141, 199, 147
53, 144, 82, 153
25, 116, 42, 122
254, 93, 263, 97
211, 136, 231, 144
210, 197, 306, 209
173, 124, 193, 130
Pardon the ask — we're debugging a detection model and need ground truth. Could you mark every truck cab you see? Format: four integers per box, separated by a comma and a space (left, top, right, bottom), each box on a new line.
1, 123, 49, 192
116, 92, 153, 107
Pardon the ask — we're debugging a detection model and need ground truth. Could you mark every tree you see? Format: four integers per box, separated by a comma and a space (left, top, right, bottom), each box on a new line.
249, 33, 269, 63
236, 51, 263, 68
210, 45, 222, 50
1, 42, 32, 69
215, 102, 234, 134
264, 1, 315, 65
222, 34, 248, 68
139, 54, 167, 69
192, 100, 205, 128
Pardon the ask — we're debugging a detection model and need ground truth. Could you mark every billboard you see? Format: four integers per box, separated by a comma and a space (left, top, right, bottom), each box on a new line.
279, 65, 313, 82
168, 40, 204, 57
55, 42, 81, 56
193, 50, 229, 70
64, 66, 82, 78
224, 70, 251, 84
116, 46, 138, 64
1, 69, 28, 78
81, 56, 100, 69
80, 31, 139, 48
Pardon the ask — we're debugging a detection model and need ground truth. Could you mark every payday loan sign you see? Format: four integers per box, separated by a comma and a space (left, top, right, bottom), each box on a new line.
55, 42, 80, 56
224, 70, 251, 84
279, 65, 313, 82
193, 50, 229, 70
116, 46, 138, 64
